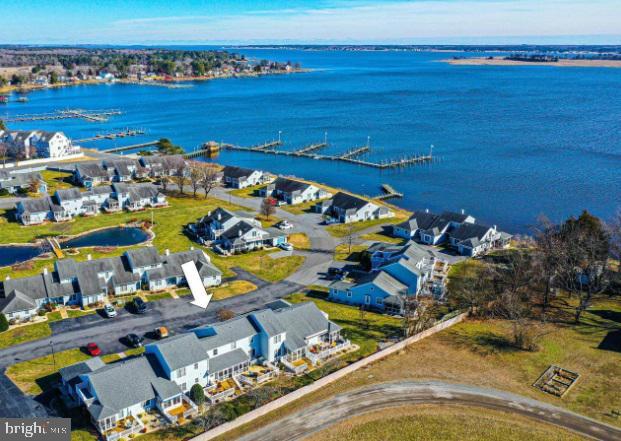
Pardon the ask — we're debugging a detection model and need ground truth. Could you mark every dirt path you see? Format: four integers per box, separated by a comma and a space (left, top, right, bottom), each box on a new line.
232, 381, 621, 441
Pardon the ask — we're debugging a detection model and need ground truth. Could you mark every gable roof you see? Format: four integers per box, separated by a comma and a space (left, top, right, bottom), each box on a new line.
0, 289, 37, 313
208, 348, 249, 373
222, 165, 258, 179
196, 315, 259, 351
59, 357, 106, 383
55, 188, 82, 201
451, 223, 494, 242
125, 247, 161, 268
148, 334, 207, 371
330, 192, 372, 211
273, 177, 311, 194
367, 271, 408, 296
75, 162, 109, 179
275, 302, 340, 351
18, 197, 53, 214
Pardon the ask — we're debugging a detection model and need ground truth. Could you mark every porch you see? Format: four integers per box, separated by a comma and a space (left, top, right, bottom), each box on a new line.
102, 415, 144, 441
238, 363, 280, 387
161, 395, 198, 425
205, 378, 237, 404
305, 339, 352, 366
282, 355, 309, 375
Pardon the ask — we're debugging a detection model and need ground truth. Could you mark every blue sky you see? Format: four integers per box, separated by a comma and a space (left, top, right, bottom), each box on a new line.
3, 0, 620, 45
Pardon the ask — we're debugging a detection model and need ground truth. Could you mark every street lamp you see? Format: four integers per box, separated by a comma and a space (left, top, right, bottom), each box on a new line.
278, 130, 282, 144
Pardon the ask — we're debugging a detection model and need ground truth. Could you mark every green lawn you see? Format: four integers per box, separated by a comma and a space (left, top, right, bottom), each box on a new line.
175, 288, 192, 297
40, 170, 76, 194
0, 322, 51, 350
228, 184, 264, 199
7, 346, 148, 396
280, 198, 327, 216
286, 290, 402, 358
145, 292, 173, 302
211, 280, 257, 300
359, 231, 405, 245
334, 244, 368, 262
210, 249, 305, 282
288, 232, 311, 250
326, 216, 406, 238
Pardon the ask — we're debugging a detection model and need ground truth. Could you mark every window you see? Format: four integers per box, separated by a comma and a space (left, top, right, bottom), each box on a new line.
376, 297, 383, 305
194, 363, 198, 370
213, 348, 218, 356
177, 367, 186, 377
195, 378, 199, 384
364, 295, 371, 305
231, 341, 237, 349
180, 383, 186, 391
346, 290, 352, 298
273, 334, 282, 344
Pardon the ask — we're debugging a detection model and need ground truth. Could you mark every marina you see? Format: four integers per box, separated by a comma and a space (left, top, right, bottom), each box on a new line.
101, 140, 159, 153
74, 129, 145, 143
3, 108, 121, 123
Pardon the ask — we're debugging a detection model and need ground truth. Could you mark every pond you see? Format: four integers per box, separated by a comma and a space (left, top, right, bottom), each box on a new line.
0, 227, 151, 267
60, 227, 150, 249
0, 245, 45, 268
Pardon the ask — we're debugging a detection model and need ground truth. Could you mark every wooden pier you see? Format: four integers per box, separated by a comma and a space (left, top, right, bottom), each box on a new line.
374, 183, 404, 200
4, 109, 122, 123
74, 129, 145, 143
340, 145, 369, 159
250, 140, 282, 150
102, 140, 159, 153
293, 142, 328, 155
223, 141, 433, 169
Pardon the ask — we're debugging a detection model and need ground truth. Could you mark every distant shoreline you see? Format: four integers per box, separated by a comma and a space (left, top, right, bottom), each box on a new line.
442, 57, 621, 68
0, 68, 308, 95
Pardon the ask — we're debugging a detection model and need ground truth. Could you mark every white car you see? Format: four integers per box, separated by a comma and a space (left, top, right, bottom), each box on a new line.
103, 304, 117, 318
278, 220, 293, 230
279, 242, 294, 251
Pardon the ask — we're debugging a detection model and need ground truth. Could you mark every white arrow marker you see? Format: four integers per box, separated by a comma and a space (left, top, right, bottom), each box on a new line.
181, 261, 213, 309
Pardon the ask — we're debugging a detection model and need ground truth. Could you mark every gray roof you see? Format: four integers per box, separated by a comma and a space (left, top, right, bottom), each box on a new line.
273, 177, 311, 194
220, 220, 262, 241
330, 192, 371, 211
0, 171, 42, 190
85, 356, 178, 420
197, 315, 258, 351
59, 357, 106, 383
0, 290, 37, 313
222, 165, 258, 179
274, 302, 340, 351
55, 188, 82, 201
366, 271, 408, 296
75, 162, 109, 179
451, 223, 494, 242
208, 348, 249, 373
250, 309, 286, 336
150, 377, 182, 401
18, 197, 53, 214
148, 334, 207, 371
125, 247, 161, 268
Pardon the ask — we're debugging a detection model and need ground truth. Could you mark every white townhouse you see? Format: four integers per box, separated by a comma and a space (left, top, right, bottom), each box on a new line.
316, 191, 393, 224
0, 130, 79, 160
62, 301, 349, 440
221, 165, 266, 189
260, 177, 331, 205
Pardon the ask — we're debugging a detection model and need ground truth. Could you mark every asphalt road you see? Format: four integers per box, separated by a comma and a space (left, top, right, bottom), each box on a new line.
233, 381, 621, 441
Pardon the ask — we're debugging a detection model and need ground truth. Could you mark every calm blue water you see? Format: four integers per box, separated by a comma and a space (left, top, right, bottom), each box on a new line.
0, 246, 44, 267
4, 49, 621, 232
60, 227, 149, 249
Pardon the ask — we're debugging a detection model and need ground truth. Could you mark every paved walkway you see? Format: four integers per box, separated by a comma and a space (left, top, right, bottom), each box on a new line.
235, 381, 621, 441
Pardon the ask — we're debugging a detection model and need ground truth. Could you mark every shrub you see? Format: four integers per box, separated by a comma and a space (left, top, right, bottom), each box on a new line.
0, 314, 9, 332
190, 383, 205, 406
217, 309, 235, 321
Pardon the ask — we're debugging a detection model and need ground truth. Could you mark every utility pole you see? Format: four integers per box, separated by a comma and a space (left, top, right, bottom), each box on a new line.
50, 340, 56, 371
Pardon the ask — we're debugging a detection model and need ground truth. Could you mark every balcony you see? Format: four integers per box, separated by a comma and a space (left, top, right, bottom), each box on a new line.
206, 379, 236, 404
162, 395, 198, 425
238, 364, 280, 386
305, 339, 352, 366
282, 357, 309, 375
102, 415, 144, 441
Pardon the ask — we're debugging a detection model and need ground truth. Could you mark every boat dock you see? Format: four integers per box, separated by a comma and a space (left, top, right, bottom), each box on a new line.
224, 141, 433, 169
374, 183, 404, 200
4, 109, 122, 123
74, 129, 145, 143
102, 141, 159, 153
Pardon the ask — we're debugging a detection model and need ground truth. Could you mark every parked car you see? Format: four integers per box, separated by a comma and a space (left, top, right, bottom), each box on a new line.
126, 333, 144, 348
277, 220, 293, 230
328, 267, 349, 280
103, 304, 116, 318
279, 242, 294, 251
86, 342, 101, 356
154, 326, 169, 339
132, 297, 147, 314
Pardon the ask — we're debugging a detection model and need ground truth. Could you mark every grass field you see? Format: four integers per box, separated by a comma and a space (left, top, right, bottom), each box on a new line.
0, 322, 51, 350
40, 170, 76, 194
334, 244, 368, 262
287, 290, 401, 358
210, 249, 305, 283
288, 232, 311, 250
307, 405, 584, 441
280, 198, 328, 216
326, 215, 407, 238
214, 295, 621, 440
359, 231, 405, 245
211, 280, 257, 300
227, 185, 263, 199
7, 347, 147, 396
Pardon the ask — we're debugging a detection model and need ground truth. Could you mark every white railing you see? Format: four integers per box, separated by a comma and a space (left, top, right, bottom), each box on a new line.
238, 375, 254, 387
103, 416, 144, 441
305, 340, 351, 366
282, 358, 307, 375
207, 387, 235, 404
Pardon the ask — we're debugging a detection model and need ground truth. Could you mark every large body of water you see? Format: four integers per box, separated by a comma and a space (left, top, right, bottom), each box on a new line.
4, 49, 621, 232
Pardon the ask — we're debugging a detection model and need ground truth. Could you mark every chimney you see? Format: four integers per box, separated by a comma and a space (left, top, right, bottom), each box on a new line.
238, 229, 242, 237
43, 268, 48, 275
461, 209, 465, 215
165, 249, 170, 256
87, 254, 92, 261
217, 213, 221, 221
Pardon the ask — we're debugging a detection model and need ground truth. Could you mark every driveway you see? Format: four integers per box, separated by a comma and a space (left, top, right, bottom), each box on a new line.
232, 381, 621, 441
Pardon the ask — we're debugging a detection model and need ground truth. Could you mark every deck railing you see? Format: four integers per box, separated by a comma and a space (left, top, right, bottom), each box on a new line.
305, 340, 351, 366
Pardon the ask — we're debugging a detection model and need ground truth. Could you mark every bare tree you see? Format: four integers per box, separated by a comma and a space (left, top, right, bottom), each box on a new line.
401, 295, 438, 338
173, 163, 187, 194
447, 260, 497, 316
532, 216, 563, 320
260, 197, 276, 221
193, 407, 226, 431
188, 162, 203, 198
200, 164, 219, 198
0, 143, 8, 167
343, 222, 356, 254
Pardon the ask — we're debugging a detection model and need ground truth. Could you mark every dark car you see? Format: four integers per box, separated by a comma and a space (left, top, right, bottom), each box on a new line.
133, 297, 147, 314
328, 267, 348, 280
126, 333, 144, 348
